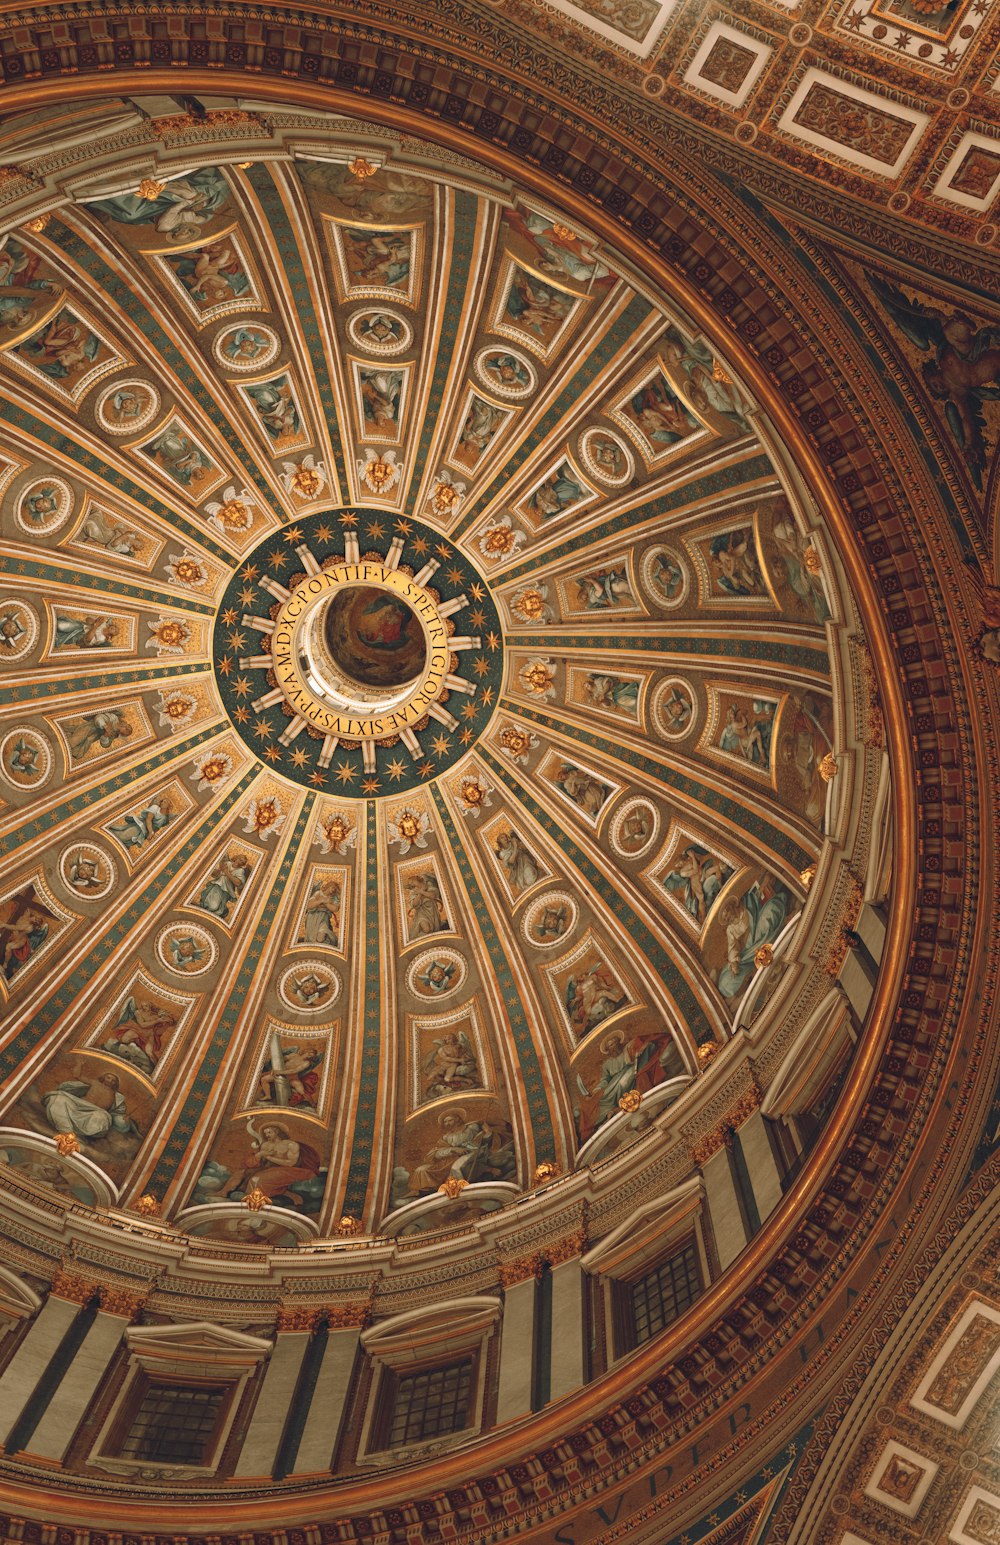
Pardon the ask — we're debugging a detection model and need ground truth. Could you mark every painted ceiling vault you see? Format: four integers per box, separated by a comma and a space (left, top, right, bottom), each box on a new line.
0, 2, 993, 1537
0, 125, 858, 1238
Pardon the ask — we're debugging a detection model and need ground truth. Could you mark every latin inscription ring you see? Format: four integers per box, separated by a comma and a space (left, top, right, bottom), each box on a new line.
272, 563, 450, 738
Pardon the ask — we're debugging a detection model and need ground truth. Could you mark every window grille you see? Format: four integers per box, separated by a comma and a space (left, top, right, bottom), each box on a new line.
629, 1241, 701, 1346
386, 1358, 473, 1447
119, 1382, 227, 1465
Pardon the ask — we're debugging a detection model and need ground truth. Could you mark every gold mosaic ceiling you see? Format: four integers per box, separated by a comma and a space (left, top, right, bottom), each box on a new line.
0, 111, 861, 1241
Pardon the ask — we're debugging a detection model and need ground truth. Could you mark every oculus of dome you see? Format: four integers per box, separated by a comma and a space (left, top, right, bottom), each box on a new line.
279, 567, 448, 730
211, 512, 503, 796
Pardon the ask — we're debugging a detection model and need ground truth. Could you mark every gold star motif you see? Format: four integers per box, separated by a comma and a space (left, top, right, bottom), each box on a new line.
418, 760, 435, 778
469, 581, 484, 601
411, 535, 429, 555
316, 522, 334, 543
218, 656, 233, 678
290, 747, 308, 767
222, 607, 238, 626
268, 550, 286, 570
340, 511, 359, 527
459, 727, 474, 745
335, 761, 356, 784
235, 706, 250, 724
366, 521, 386, 540
386, 757, 406, 781
239, 562, 260, 581
239, 585, 256, 606
309, 769, 326, 787
253, 718, 273, 741
283, 525, 303, 544
394, 518, 412, 535
470, 608, 486, 629
473, 657, 490, 677
431, 733, 451, 757
461, 700, 478, 720
435, 541, 450, 559
362, 776, 381, 794
486, 630, 501, 652
481, 686, 495, 705
235, 676, 252, 698
447, 565, 463, 585
227, 630, 246, 652
264, 744, 281, 762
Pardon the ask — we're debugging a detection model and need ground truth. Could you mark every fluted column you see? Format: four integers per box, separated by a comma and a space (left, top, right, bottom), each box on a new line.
26, 1286, 144, 1462
496, 1255, 542, 1424
701, 1145, 748, 1270
738, 1110, 784, 1223
234, 1307, 311, 1479
292, 1303, 368, 1475
547, 1231, 587, 1402
0, 1275, 87, 1447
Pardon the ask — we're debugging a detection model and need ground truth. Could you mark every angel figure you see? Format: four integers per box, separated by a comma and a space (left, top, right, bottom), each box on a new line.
869, 275, 1000, 492
423, 1030, 481, 1100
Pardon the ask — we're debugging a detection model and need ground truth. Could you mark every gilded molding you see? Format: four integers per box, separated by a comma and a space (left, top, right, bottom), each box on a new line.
48, 1270, 97, 1306
545, 1230, 588, 1268
497, 1253, 545, 1288
325, 1302, 371, 1330
99, 1286, 145, 1321
691, 1089, 763, 1168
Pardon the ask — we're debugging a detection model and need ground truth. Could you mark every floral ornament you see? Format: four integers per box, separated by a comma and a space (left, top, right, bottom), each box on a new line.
146, 616, 192, 656
387, 805, 430, 854
165, 551, 208, 590
497, 722, 538, 764
456, 772, 493, 817
357, 447, 402, 495
281, 455, 328, 501
479, 515, 526, 563
519, 658, 556, 698
156, 690, 197, 729
510, 583, 552, 625
205, 486, 256, 539
190, 748, 234, 790
315, 810, 357, 854
244, 794, 285, 840
429, 474, 466, 518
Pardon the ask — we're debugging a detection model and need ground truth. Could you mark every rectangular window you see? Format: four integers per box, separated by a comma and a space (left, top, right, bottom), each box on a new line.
628, 1241, 701, 1347
386, 1359, 473, 1448
119, 1382, 228, 1466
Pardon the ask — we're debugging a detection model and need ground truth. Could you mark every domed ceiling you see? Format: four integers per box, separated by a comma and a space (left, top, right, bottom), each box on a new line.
0, 116, 867, 1246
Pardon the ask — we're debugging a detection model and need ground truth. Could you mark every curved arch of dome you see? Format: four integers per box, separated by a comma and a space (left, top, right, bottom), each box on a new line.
0, 37, 985, 1545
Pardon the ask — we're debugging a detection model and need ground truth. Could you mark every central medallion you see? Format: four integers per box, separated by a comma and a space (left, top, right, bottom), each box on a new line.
212, 510, 504, 797
273, 563, 449, 734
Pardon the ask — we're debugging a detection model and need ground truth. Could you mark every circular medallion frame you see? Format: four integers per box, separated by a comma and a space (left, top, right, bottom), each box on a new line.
212, 322, 281, 373
406, 947, 467, 998
609, 797, 661, 859
156, 922, 218, 977
0, 599, 38, 662
579, 428, 634, 487
59, 842, 117, 901
347, 308, 413, 356
652, 677, 698, 741
278, 958, 342, 1015
473, 346, 537, 401
521, 891, 579, 949
641, 544, 689, 610
15, 478, 73, 537
0, 727, 53, 790
96, 379, 161, 435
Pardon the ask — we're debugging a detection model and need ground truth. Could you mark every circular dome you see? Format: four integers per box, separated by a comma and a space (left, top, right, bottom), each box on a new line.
0, 93, 896, 1531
